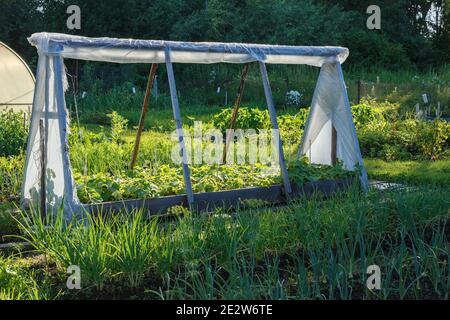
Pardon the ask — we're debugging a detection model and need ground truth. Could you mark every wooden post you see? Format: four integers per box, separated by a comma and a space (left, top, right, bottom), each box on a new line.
222, 63, 250, 164
259, 62, 292, 196
357, 79, 361, 104
74, 60, 79, 94
130, 63, 158, 169
39, 119, 46, 218
165, 48, 194, 205
331, 125, 337, 165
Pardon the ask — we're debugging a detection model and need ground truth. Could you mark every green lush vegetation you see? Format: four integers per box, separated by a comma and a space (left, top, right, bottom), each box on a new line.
0, 185, 447, 299
2, 101, 448, 204
2, 1, 450, 116
0, 96, 449, 300
1, 0, 449, 301
75, 161, 354, 204
3, 0, 450, 70
0, 110, 28, 157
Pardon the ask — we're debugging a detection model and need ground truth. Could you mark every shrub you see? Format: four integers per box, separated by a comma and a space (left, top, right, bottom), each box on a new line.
351, 99, 385, 129
0, 155, 24, 202
358, 118, 450, 161
0, 110, 29, 157
212, 107, 271, 132
416, 119, 450, 160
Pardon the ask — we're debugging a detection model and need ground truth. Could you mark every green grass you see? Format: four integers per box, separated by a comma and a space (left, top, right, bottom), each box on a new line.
0, 254, 49, 300
365, 159, 450, 186
5, 185, 449, 300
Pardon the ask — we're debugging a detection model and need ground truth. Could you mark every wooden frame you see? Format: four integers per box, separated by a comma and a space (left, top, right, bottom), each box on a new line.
82, 59, 348, 213
25, 34, 362, 215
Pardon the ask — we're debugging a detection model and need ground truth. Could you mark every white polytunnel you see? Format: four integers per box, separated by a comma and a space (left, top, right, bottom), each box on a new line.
22, 32, 368, 218
0, 41, 35, 112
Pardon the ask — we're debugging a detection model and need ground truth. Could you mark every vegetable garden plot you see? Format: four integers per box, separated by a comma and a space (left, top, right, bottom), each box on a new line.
22, 33, 367, 218
76, 161, 358, 215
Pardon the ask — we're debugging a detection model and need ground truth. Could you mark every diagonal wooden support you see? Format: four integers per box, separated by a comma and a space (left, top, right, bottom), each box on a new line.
222, 63, 250, 164
165, 47, 194, 205
130, 63, 158, 169
259, 61, 292, 196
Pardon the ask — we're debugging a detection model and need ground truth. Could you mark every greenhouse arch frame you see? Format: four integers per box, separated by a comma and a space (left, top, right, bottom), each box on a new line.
22, 32, 368, 218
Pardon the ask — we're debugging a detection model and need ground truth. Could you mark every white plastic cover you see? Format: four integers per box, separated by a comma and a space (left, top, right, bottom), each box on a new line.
0, 41, 35, 112
28, 33, 349, 67
22, 32, 366, 216
21, 53, 81, 217
298, 62, 368, 189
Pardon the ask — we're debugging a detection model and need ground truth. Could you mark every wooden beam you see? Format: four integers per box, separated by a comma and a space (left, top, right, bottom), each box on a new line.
130, 63, 158, 169
259, 62, 292, 196
331, 124, 337, 165
222, 63, 250, 164
165, 48, 194, 205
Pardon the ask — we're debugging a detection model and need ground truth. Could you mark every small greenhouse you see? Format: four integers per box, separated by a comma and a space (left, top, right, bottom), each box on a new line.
22, 32, 368, 218
0, 41, 35, 112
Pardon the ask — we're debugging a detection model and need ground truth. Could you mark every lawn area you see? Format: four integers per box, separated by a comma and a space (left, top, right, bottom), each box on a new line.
365, 159, 450, 186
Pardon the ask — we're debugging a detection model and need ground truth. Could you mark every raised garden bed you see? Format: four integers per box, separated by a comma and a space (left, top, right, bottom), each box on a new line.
86, 177, 357, 216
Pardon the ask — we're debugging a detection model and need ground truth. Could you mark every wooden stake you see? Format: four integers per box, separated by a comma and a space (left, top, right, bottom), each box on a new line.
39, 119, 46, 218
222, 63, 250, 164
331, 125, 337, 165
357, 79, 361, 104
130, 63, 158, 169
